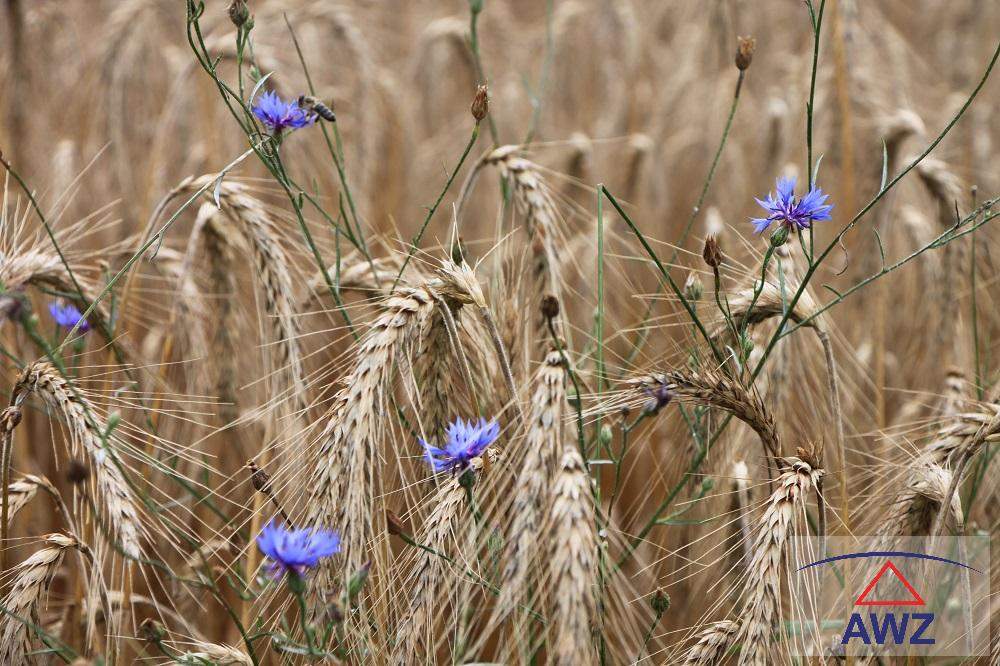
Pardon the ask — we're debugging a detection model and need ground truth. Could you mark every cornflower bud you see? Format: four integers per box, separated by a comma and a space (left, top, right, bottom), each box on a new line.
228, 0, 250, 28
651, 588, 671, 615
471, 84, 489, 122
684, 271, 704, 301
541, 294, 560, 321
702, 235, 723, 269
735, 36, 756, 71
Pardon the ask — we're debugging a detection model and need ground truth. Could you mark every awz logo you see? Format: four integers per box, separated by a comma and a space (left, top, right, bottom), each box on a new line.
797, 550, 982, 648
841, 611, 934, 646
842, 559, 933, 646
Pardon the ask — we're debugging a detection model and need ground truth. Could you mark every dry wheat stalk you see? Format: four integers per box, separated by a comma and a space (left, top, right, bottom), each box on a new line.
392, 476, 465, 664
495, 277, 529, 385
0, 248, 113, 336
868, 110, 924, 226
414, 310, 459, 443
299, 251, 398, 308
304, 285, 439, 579
414, 16, 477, 134
711, 280, 822, 345
881, 463, 963, 538
15, 362, 143, 559
202, 214, 240, 419
937, 367, 972, 418
174, 641, 253, 665
547, 443, 599, 666
392, 449, 498, 665
0, 248, 75, 296
184, 536, 241, 585
152, 244, 212, 390
924, 405, 1000, 468
437, 260, 519, 408
624, 133, 653, 200
0, 533, 81, 666
463, 146, 566, 350
489, 148, 563, 295
748, 248, 794, 416
735, 457, 824, 666
4, 476, 41, 523
683, 620, 739, 665
629, 368, 779, 459
915, 157, 965, 217
928, 407, 1000, 539
712, 266, 846, 528
914, 156, 967, 365
733, 461, 753, 567
183, 177, 307, 409
493, 351, 566, 627
564, 132, 593, 187
3, 475, 71, 536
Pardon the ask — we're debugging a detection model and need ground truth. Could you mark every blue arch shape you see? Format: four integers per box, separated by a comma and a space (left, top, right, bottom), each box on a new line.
797, 551, 982, 575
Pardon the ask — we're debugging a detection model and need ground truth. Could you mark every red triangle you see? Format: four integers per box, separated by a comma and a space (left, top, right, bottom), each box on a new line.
854, 561, 925, 606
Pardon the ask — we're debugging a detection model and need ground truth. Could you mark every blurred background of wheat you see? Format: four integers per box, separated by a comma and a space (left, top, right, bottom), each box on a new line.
2, 0, 1000, 663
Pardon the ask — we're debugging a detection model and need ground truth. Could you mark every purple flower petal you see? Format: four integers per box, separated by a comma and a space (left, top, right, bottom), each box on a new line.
252, 90, 316, 134
48, 302, 90, 332
421, 416, 500, 475
256, 520, 340, 579
749, 177, 833, 234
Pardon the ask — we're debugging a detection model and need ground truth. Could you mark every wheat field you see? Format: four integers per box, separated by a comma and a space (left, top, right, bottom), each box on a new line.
1, 0, 999, 663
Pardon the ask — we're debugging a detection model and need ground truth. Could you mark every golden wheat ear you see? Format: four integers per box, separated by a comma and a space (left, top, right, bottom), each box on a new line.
629, 368, 780, 460
733, 457, 824, 666
168, 640, 254, 666
546, 443, 600, 666
392, 449, 500, 665
14, 362, 144, 560
0, 533, 82, 666
492, 350, 566, 626
683, 620, 739, 665
304, 284, 439, 597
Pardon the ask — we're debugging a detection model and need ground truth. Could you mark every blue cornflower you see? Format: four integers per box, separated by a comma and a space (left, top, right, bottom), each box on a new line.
256, 520, 340, 578
421, 417, 500, 474
252, 90, 315, 134
750, 176, 833, 235
48, 302, 90, 332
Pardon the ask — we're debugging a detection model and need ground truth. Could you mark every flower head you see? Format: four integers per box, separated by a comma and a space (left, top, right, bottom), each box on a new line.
421, 417, 500, 474
642, 384, 672, 415
252, 90, 315, 134
750, 176, 833, 235
48, 302, 90, 332
256, 520, 340, 578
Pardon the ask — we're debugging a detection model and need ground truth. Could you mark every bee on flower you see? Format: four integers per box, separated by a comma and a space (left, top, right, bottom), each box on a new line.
420, 417, 500, 475
251, 90, 316, 135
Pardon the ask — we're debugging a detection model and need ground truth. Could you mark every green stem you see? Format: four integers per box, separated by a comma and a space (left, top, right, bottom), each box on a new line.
600, 186, 724, 365
668, 70, 745, 267
783, 205, 998, 337
805, 0, 828, 187
616, 31, 1000, 576
522, 0, 554, 145
624, 69, 745, 368
751, 38, 1000, 383
393, 123, 481, 290
468, 1, 500, 145
280, 573, 328, 659
281, 13, 378, 286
